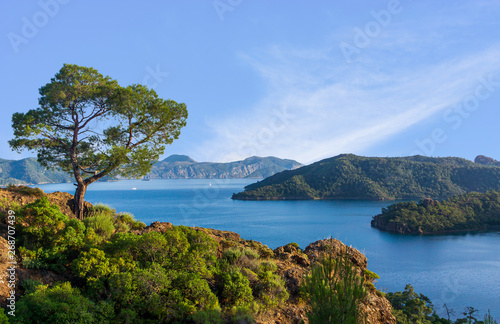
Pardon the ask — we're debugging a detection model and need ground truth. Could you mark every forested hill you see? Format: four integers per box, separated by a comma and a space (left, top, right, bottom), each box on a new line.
371, 191, 500, 234
148, 155, 302, 179
0, 157, 72, 185
232, 154, 500, 200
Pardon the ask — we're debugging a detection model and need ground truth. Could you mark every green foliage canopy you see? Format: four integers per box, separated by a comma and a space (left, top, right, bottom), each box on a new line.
10, 64, 187, 179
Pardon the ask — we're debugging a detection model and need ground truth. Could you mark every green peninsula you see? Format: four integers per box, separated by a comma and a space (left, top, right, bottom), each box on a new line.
232, 154, 500, 200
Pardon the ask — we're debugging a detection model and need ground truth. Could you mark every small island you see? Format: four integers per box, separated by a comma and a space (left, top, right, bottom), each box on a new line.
371, 190, 500, 234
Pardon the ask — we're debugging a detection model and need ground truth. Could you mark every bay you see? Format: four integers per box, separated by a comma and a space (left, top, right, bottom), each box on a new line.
36, 179, 500, 318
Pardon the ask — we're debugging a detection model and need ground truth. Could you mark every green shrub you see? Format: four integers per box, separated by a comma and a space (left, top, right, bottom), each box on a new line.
376, 290, 386, 298
224, 248, 243, 264
287, 242, 300, 249
110, 264, 218, 322
0, 197, 22, 218
73, 248, 116, 281
224, 247, 259, 262
114, 221, 130, 233
14, 282, 106, 323
19, 247, 46, 269
224, 247, 260, 273
301, 252, 367, 324
240, 268, 258, 285
17, 197, 86, 271
138, 231, 174, 266
241, 248, 260, 260
0, 308, 9, 324
113, 264, 173, 320
218, 267, 254, 307
72, 248, 135, 297
18, 196, 68, 247
116, 212, 134, 223
20, 278, 43, 294
178, 227, 218, 277
87, 203, 115, 217
363, 269, 380, 280
105, 232, 139, 258
168, 271, 220, 319
116, 212, 146, 230
189, 309, 224, 324
255, 266, 289, 309
259, 261, 277, 273
84, 214, 115, 241
229, 306, 256, 324
115, 308, 138, 324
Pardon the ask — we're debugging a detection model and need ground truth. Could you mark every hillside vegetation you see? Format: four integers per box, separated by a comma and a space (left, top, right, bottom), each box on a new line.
232, 154, 500, 201
371, 190, 500, 234
0, 186, 394, 323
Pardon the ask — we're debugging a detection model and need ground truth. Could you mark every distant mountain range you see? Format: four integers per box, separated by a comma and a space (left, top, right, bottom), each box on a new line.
147, 155, 302, 179
0, 155, 302, 185
232, 154, 500, 201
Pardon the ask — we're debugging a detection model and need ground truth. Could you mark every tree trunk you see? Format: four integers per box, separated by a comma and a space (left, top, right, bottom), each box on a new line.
74, 183, 87, 220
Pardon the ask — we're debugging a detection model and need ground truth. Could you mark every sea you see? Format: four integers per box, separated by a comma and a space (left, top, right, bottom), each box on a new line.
35, 178, 500, 319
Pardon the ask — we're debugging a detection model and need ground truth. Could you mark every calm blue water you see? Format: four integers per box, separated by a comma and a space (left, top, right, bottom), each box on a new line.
36, 179, 500, 318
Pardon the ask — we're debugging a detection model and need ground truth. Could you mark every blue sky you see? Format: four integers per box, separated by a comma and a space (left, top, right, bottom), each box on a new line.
1, 0, 500, 165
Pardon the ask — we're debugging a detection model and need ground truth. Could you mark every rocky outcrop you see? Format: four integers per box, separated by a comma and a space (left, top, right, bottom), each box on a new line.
475, 155, 500, 167
371, 214, 422, 234
262, 238, 396, 324
139, 221, 173, 234
0, 186, 92, 218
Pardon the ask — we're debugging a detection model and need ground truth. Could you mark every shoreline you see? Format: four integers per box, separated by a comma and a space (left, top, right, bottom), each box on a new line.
371, 224, 500, 236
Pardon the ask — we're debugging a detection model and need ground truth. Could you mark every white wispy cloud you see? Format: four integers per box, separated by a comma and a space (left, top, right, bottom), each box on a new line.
195, 5, 500, 164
